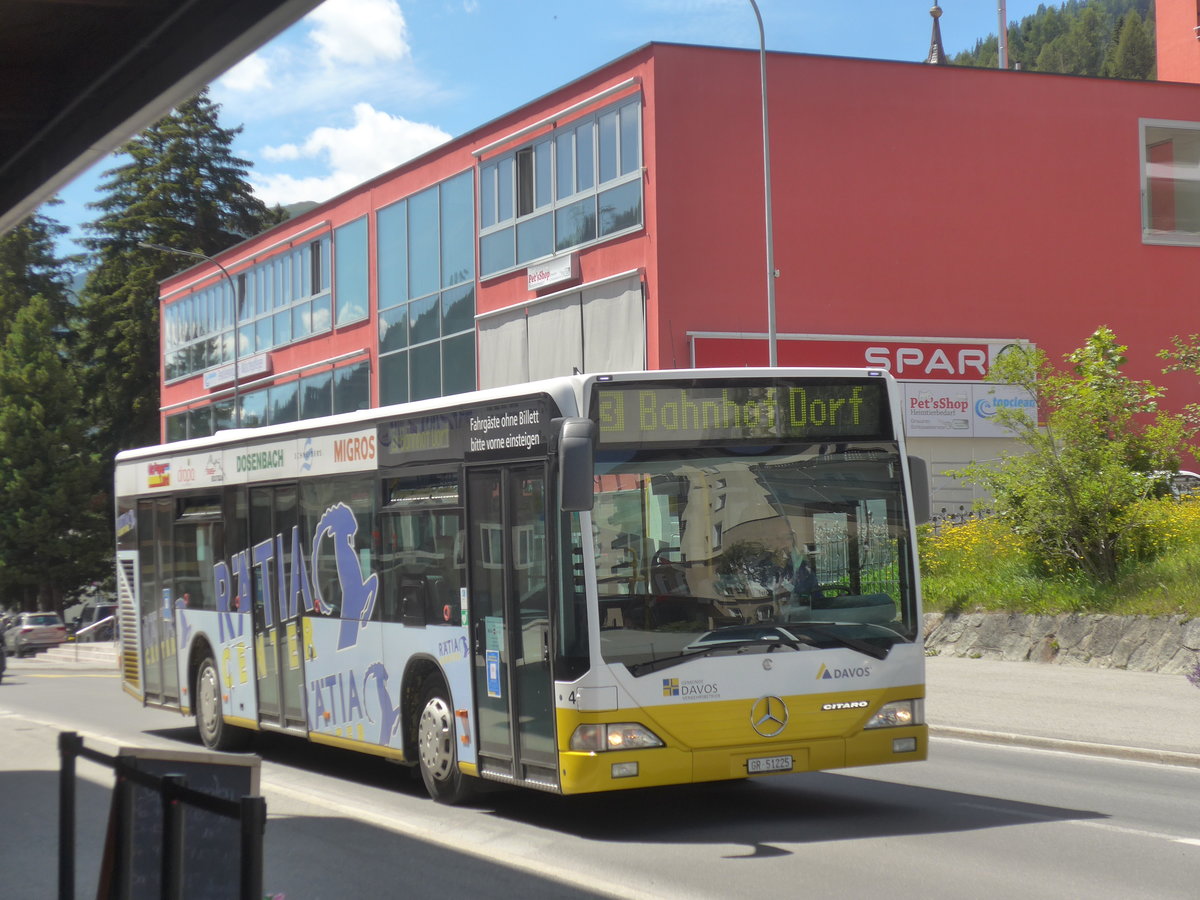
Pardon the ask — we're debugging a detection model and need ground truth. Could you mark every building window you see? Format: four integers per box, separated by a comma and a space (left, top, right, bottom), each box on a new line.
375, 170, 476, 407
334, 360, 370, 413
163, 234, 333, 383
479, 97, 642, 278
300, 369, 333, 420
334, 217, 369, 326
166, 411, 188, 442
1142, 119, 1200, 244
163, 361, 371, 441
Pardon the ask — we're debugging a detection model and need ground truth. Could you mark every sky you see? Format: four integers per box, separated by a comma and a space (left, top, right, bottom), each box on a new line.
53, 0, 1051, 253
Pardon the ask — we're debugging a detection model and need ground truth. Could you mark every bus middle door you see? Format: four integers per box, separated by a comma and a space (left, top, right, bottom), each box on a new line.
466, 465, 557, 790
249, 485, 306, 731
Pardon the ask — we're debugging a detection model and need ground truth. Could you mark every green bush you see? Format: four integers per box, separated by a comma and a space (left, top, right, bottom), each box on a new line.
920, 503, 1200, 617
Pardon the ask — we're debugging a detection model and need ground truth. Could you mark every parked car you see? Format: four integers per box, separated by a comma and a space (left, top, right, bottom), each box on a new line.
4, 612, 68, 657
1169, 471, 1200, 500
72, 602, 118, 642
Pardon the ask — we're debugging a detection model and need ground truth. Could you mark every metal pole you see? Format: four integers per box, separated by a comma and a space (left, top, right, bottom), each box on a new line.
138, 241, 241, 426
58, 731, 81, 900
748, 0, 778, 367
998, 2, 1008, 69
239, 795, 266, 900
160, 774, 185, 900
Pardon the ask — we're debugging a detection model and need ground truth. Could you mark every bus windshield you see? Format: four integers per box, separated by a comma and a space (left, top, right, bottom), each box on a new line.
592, 442, 918, 673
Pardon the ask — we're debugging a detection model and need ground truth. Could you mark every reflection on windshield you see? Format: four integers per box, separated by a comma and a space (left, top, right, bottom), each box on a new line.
592, 443, 917, 670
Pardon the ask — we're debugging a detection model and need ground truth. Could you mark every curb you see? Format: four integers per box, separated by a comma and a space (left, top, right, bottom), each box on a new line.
930, 724, 1200, 769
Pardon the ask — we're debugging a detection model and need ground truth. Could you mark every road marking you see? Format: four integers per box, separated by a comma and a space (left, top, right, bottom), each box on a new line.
13, 672, 118, 678
958, 802, 1199, 848
935, 733, 1200, 771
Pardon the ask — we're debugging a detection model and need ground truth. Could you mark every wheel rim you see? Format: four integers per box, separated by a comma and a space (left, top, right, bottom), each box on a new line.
417, 696, 455, 782
197, 662, 221, 745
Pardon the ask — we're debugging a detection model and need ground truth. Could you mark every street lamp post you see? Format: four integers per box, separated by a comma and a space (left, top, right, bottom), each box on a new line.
747, 0, 778, 367
139, 241, 241, 427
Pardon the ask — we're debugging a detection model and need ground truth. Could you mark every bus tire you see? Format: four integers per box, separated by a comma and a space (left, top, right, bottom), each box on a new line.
195, 655, 251, 752
416, 679, 475, 805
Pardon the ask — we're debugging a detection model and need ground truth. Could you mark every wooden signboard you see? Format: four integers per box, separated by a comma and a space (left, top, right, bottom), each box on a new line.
100, 746, 261, 899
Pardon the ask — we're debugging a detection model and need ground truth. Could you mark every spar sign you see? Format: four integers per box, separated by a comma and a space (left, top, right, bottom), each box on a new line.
689, 334, 1029, 383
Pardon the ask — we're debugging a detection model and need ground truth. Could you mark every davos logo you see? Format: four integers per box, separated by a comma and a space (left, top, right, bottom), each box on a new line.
816, 663, 872, 680
662, 677, 721, 698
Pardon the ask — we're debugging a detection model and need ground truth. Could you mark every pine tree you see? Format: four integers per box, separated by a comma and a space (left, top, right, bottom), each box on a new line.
952, 0, 1155, 79
1104, 11, 1155, 79
0, 208, 75, 340
1036, 3, 1110, 75
0, 296, 105, 612
75, 89, 285, 458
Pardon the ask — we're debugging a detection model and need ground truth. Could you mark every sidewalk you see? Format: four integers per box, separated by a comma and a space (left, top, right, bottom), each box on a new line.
925, 656, 1200, 767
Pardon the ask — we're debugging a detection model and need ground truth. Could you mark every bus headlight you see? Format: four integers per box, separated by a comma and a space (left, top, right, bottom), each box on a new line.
864, 700, 923, 729
570, 723, 665, 752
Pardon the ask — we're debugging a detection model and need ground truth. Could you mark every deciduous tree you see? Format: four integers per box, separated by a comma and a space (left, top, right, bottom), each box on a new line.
962, 327, 1184, 584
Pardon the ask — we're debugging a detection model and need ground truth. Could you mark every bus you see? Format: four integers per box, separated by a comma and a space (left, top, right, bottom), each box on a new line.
114, 368, 930, 803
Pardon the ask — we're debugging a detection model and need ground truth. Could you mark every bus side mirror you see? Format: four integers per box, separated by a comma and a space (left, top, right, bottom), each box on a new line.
907, 456, 931, 525
556, 417, 596, 512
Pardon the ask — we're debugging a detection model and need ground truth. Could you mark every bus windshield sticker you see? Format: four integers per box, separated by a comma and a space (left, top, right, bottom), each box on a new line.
485, 617, 504, 652
486, 649, 502, 699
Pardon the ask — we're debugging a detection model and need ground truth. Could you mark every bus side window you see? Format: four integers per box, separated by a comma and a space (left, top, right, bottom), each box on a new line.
379, 511, 463, 626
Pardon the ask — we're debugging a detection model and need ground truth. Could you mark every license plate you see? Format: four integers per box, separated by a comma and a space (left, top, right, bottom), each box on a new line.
747, 754, 793, 774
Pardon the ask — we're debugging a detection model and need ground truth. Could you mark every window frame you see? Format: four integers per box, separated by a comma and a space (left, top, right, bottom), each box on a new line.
478, 96, 643, 279
1140, 117, 1200, 246
163, 234, 334, 385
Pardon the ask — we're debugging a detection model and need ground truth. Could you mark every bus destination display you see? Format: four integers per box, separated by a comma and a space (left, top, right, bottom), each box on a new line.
595, 381, 889, 445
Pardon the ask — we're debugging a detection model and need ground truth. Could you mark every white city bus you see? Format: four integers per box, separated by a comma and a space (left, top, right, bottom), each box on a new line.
114, 369, 929, 803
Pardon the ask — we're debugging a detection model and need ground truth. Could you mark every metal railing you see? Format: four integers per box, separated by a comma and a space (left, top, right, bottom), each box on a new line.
928, 506, 993, 535
69, 614, 118, 663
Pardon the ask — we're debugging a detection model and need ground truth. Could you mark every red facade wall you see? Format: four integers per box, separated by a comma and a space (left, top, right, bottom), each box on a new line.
1157, 0, 1200, 84
649, 46, 1199, 408
160, 41, 1200, 438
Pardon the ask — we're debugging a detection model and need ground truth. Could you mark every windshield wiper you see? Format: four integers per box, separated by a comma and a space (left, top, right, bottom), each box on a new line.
786, 622, 893, 661
627, 634, 803, 677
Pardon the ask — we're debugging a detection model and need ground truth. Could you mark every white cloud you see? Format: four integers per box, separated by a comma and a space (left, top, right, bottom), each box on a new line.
253, 102, 450, 206
307, 0, 410, 68
218, 52, 272, 93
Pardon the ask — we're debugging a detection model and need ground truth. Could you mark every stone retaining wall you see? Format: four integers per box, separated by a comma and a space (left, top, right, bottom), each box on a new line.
923, 612, 1200, 674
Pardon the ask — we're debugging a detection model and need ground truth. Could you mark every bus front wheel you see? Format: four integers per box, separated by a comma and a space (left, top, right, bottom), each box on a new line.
195, 656, 251, 752
416, 680, 475, 804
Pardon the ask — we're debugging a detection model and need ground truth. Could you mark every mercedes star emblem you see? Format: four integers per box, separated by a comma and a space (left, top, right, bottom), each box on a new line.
750, 695, 789, 737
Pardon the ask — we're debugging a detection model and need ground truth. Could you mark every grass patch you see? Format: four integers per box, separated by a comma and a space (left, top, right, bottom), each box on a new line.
918, 503, 1200, 617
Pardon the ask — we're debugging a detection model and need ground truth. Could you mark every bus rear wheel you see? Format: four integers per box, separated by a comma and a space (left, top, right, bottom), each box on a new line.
416, 680, 476, 804
195, 656, 251, 752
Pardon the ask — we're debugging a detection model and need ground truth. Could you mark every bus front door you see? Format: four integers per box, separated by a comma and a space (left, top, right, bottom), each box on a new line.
467, 466, 558, 790
137, 498, 180, 706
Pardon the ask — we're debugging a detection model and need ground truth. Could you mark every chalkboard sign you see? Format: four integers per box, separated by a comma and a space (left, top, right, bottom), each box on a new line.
110, 747, 261, 900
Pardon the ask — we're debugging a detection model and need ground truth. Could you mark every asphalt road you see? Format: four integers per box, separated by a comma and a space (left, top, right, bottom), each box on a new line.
1, 661, 1197, 899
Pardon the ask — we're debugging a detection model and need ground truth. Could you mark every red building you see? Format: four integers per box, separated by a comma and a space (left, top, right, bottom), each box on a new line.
1157, 0, 1200, 84
156, 41, 1200, 508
